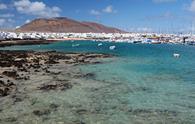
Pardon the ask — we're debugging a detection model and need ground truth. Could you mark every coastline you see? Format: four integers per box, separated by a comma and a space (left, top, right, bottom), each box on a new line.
0, 50, 113, 97
0, 39, 57, 47
0, 50, 113, 123
0, 38, 90, 47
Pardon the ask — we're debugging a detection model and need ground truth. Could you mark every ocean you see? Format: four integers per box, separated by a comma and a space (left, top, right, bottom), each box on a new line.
0, 40, 195, 123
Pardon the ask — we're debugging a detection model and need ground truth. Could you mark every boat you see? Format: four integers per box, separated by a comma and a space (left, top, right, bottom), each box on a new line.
98, 43, 103, 47
187, 41, 195, 46
72, 44, 80, 47
109, 45, 116, 50
133, 40, 142, 44
151, 41, 161, 44
173, 53, 180, 58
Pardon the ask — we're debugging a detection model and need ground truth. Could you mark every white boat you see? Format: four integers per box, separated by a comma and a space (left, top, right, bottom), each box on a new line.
173, 53, 180, 58
72, 44, 80, 47
98, 43, 103, 47
109, 45, 116, 50
151, 40, 161, 44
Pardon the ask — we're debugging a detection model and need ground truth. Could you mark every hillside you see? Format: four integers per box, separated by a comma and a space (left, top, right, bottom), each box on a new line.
16, 17, 125, 33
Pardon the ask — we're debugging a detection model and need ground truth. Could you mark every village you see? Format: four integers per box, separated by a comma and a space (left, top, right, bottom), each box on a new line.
0, 32, 195, 46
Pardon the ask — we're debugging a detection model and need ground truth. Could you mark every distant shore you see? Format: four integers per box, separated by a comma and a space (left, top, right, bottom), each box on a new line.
47, 38, 86, 41
0, 38, 91, 47
0, 39, 53, 47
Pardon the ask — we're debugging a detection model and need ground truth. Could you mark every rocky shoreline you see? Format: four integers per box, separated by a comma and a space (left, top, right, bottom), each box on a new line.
0, 50, 187, 124
0, 50, 114, 123
0, 50, 112, 97
0, 50, 114, 124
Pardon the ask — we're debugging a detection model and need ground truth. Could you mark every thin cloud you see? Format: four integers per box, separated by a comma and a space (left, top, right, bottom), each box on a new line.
153, 0, 176, 3
90, 5, 117, 16
0, 3, 7, 9
0, 14, 14, 18
90, 9, 101, 15
188, 0, 195, 12
103, 5, 117, 14
25, 19, 31, 24
145, 12, 175, 20
0, 19, 6, 26
0, 18, 14, 28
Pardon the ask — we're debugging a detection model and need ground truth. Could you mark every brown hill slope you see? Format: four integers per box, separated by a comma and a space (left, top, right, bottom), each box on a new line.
16, 17, 125, 33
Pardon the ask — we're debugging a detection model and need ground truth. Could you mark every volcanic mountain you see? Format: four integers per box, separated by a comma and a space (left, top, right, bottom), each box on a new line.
16, 17, 125, 33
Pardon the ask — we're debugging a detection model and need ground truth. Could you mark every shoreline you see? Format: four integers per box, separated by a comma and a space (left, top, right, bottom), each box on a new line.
0, 50, 113, 123
0, 39, 58, 47
0, 50, 113, 97
0, 38, 194, 48
0, 38, 91, 47
0, 49, 193, 123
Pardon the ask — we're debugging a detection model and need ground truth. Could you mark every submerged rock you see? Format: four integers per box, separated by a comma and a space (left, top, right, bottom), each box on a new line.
75, 73, 96, 79
3, 117, 17, 122
83, 73, 96, 79
128, 109, 178, 116
2, 70, 29, 80
33, 109, 51, 116
76, 109, 88, 115
11, 94, 26, 104
33, 104, 59, 117
2, 70, 19, 79
39, 82, 72, 91
49, 103, 59, 111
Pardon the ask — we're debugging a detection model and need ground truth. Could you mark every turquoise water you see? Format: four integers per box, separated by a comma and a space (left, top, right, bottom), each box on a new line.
1, 41, 195, 123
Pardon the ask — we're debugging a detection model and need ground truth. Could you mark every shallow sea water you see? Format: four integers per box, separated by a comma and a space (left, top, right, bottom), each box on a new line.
0, 41, 195, 124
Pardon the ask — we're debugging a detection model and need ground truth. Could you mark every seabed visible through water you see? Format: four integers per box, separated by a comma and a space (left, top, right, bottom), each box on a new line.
0, 40, 195, 124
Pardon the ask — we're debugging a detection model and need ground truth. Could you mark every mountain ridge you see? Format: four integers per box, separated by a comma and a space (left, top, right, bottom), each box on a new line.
16, 17, 126, 33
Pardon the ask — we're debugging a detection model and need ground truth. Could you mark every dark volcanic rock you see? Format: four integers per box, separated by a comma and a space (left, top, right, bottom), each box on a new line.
0, 80, 16, 97
83, 73, 96, 79
2, 70, 19, 79
0, 50, 113, 99
2, 70, 29, 80
75, 73, 96, 79
45, 59, 59, 64
0, 61, 12, 67
29, 64, 41, 69
0, 51, 28, 67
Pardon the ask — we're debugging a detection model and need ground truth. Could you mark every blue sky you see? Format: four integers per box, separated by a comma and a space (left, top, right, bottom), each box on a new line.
0, 0, 195, 33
